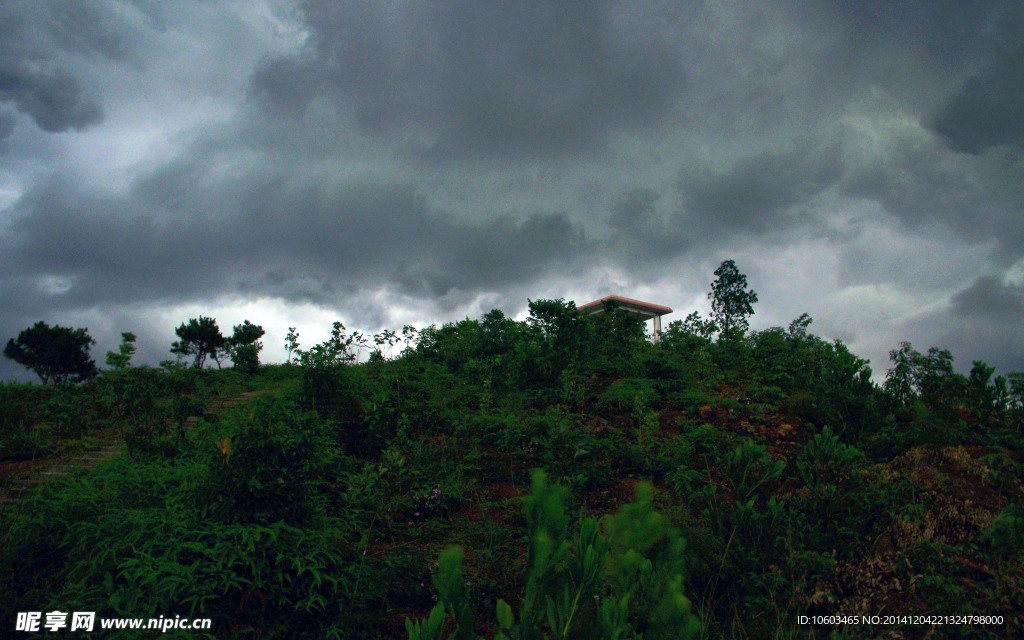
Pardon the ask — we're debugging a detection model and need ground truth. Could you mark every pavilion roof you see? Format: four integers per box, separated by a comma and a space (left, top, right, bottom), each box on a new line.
577, 295, 672, 317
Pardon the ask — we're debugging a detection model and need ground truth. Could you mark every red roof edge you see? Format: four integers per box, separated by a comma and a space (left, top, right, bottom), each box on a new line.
577, 295, 673, 315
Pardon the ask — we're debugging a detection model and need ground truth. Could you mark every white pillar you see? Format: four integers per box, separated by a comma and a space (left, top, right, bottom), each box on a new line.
653, 315, 661, 344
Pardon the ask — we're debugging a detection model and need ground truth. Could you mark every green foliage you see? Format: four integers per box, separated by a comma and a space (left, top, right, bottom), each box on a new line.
585, 302, 650, 377
297, 321, 366, 370
97, 367, 169, 454
796, 426, 863, 496
285, 326, 301, 364
408, 470, 698, 640
44, 384, 102, 439
791, 427, 877, 549
1, 455, 355, 638
105, 331, 138, 369
4, 321, 99, 385
884, 341, 918, 406
708, 260, 758, 339
171, 316, 228, 369
680, 311, 718, 342
883, 342, 977, 416
986, 503, 1024, 559
229, 320, 265, 375
231, 344, 260, 375
296, 322, 369, 435
197, 397, 339, 526
4, 285, 1024, 638
527, 298, 585, 385
597, 378, 658, 412
528, 408, 612, 491
435, 546, 476, 640
723, 439, 784, 503
407, 603, 447, 640
231, 319, 265, 346
0, 382, 54, 459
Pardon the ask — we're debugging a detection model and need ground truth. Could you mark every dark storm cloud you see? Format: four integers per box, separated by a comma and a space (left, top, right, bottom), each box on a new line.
950, 275, 1024, 321
0, 0, 133, 134
251, 0, 686, 159
826, 0, 1000, 65
678, 142, 842, 238
42, 1, 136, 61
932, 5, 1024, 154
0, 63, 103, 132
4, 0, 1024, 383
0, 169, 586, 321
0, 108, 15, 139
920, 275, 1024, 375
840, 134, 1007, 236
606, 187, 689, 261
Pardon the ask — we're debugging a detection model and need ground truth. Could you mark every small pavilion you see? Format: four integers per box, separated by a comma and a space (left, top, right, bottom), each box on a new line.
577, 295, 673, 344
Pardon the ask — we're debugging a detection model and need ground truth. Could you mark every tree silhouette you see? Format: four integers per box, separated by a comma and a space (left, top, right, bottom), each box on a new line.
4, 321, 98, 385
229, 320, 265, 374
709, 259, 758, 339
105, 331, 138, 369
171, 316, 227, 369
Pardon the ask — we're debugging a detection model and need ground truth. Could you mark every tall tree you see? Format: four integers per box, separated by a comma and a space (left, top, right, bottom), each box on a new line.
285, 327, 300, 364
171, 316, 227, 369
105, 331, 138, 369
883, 341, 919, 405
709, 259, 758, 339
4, 321, 98, 385
230, 320, 265, 374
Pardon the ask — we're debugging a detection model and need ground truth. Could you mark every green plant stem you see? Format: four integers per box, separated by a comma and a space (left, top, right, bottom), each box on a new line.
562, 583, 585, 639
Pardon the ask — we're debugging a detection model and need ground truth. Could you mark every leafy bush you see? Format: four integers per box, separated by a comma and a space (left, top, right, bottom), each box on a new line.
596, 377, 658, 412
96, 367, 170, 454
0, 455, 356, 639
196, 397, 340, 526
723, 440, 784, 503
987, 503, 1024, 559
44, 384, 102, 440
792, 427, 880, 550
529, 408, 613, 490
231, 343, 261, 375
796, 426, 863, 496
407, 470, 699, 640
0, 382, 54, 460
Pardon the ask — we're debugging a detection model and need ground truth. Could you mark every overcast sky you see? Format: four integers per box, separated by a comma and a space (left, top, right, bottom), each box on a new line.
1, 0, 1022, 381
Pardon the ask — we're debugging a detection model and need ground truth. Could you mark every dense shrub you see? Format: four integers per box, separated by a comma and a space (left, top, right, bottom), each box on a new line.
0, 455, 356, 639
408, 471, 699, 640
196, 397, 341, 526
0, 382, 54, 460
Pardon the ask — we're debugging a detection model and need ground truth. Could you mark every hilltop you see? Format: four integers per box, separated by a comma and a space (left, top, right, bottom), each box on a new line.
2, 287, 1022, 639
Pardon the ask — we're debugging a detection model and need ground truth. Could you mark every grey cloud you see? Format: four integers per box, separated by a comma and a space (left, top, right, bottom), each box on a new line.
932, 48, 1024, 154
45, 0, 135, 61
913, 275, 1024, 375
826, 0, 1001, 66
0, 63, 103, 132
678, 142, 842, 238
0, 1, 129, 134
837, 119, 1023, 252
0, 108, 14, 139
251, 0, 686, 160
606, 187, 690, 262
4, 0, 1024, 383
0, 0, 136, 61
950, 275, 1024, 321
1, 168, 588, 322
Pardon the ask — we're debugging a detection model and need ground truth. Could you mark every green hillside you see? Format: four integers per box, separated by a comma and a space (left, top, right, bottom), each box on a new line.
2, 273, 1022, 639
